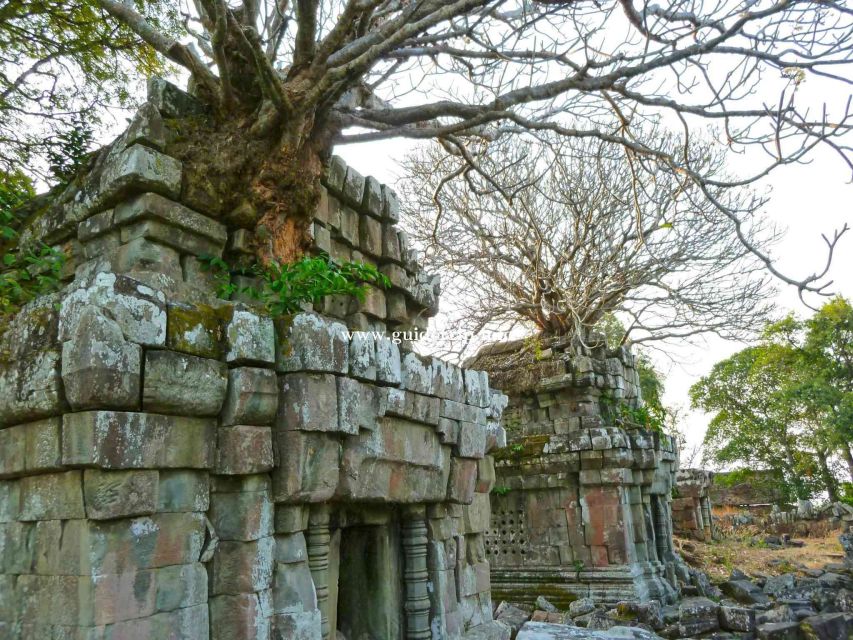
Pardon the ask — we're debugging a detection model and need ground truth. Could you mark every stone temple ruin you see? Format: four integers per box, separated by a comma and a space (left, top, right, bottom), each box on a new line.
672, 469, 716, 542
468, 338, 686, 608
0, 79, 510, 639
0, 78, 699, 640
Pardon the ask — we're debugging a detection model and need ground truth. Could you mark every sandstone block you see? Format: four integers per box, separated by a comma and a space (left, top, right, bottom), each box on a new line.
362, 175, 383, 217
62, 411, 215, 469
59, 272, 167, 347
84, 469, 159, 520
337, 377, 377, 434
114, 191, 227, 245
62, 307, 141, 411
78, 209, 115, 241
382, 184, 400, 223
143, 350, 227, 416
272, 610, 322, 640
210, 536, 275, 595
272, 430, 340, 503
0, 349, 65, 428
166, 302, 223, 358
275, 313, 349, 374
359, 214, 382, 256
210, 593, 271, 640
210, 484, 273, 541
401, 351, 434, 395
272, 561, 317, 614
0, 481, 19, 522
124, 101, 166, 151
147, 77, 206, 118
342, 167, 365, 207
376, 337, 402, 386
18, 471, 85, 521
275, 532, 308, 564
0, 417, 63, 478
278, 373, 339, 432
221, 366, 278, 426
216, 425, 274, 475
98, 144, 182, 203
154, 562, 208, 613
462, 494, 491, 534
447, 458, 478, 504
158, 470, 209, 512
349, 330, 377, 381
485, 423, 507, 453
464, 369, 491, 408
274, 505, 308, 533
456, 421, 487, 459
437, 417, 460, 445
475, 457, 496, 493
226, 308, 276, 365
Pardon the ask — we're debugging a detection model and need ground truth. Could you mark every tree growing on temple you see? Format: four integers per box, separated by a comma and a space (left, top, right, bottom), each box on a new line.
399, 134, 777, 352
9, 0, 848, 284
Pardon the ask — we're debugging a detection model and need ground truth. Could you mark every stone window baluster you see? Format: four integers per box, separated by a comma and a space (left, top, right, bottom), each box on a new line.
307, 505, 332, 640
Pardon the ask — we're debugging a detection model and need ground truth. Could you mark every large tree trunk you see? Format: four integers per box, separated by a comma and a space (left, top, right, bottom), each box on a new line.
782, 443, 809, 501
841, 442, 853, 484
816, 448, 839, 503
166, 98, 334, 266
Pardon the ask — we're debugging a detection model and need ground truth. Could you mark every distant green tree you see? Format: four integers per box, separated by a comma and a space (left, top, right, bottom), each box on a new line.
0, 1, 175, 179
692, 298, 853, 502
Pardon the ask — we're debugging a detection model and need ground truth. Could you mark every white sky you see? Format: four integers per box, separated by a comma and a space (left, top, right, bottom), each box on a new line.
336, 133, 852, 464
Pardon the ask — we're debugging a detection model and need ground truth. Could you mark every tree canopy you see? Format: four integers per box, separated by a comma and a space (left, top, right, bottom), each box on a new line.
399, 133, 776, 346
3, 0, 845, 287
691, 298, 853, 503
0, 1, 175, 180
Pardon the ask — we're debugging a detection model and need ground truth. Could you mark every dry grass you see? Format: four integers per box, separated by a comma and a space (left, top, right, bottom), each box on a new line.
675, 531, 845, 581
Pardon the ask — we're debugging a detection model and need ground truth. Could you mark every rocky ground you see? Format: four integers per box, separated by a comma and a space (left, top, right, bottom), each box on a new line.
492, 531, 853, 639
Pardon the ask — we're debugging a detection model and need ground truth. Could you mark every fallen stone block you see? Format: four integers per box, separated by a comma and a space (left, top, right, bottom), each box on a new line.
719, 604, 756, 632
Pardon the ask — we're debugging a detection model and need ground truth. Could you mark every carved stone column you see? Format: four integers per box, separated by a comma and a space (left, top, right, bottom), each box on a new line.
402, 506, 431, 640
307, 504, 332, 640
701, 496, 714, 540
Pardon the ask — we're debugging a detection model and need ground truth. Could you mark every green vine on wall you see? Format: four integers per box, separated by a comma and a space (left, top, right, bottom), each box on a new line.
599, 393, 666, 433
200, 254, 391, 316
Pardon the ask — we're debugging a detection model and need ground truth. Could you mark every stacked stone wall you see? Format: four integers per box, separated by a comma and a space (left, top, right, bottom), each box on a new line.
471, 338, 685, 608
672, 469, 716, 541
0, 79, 510, 640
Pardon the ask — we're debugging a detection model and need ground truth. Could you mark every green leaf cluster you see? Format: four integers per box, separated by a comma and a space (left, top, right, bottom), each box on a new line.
691, 298, 853, 502
0, 172, 65, 322
200, 255, 390, 317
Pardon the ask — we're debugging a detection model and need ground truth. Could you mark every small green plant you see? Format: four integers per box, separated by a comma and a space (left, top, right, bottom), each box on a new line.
200, 254, 390, 315
0, 172, 65, 324
573, 559, 585, 580
510, 444, 524, 454
492, 485, 511, 496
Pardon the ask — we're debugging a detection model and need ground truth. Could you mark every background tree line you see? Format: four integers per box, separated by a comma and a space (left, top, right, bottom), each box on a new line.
691, 297, 853, 505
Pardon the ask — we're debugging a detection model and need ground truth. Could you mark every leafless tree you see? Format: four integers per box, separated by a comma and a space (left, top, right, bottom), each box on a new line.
59, 0, 852, 288
399, 133, 777, 353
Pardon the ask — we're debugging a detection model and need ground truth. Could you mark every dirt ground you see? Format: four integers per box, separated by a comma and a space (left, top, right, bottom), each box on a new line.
674, 530, 846, 582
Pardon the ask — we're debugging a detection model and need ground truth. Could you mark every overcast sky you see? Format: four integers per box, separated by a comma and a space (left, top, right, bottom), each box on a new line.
336, 132, 852, 464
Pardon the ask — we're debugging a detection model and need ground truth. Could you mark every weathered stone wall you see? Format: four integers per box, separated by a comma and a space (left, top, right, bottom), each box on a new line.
469, 337, 685, 608
673, 469, 716, 541
0, 79, 510, 640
